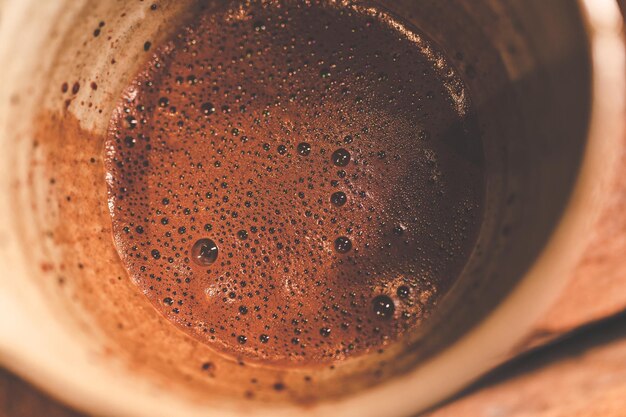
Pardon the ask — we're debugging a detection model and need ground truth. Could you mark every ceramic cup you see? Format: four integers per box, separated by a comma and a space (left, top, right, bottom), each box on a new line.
0, 1, 624, 416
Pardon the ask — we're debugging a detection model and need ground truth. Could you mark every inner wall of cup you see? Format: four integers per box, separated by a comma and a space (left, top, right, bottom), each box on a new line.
4, 0, 590, 408
380, 0, 592, 367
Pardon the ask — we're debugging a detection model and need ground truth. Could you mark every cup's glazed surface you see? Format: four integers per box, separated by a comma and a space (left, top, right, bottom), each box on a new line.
0, 1, 624, 417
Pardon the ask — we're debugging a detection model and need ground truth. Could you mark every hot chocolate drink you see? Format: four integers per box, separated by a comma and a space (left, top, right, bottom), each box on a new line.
104, 0, 484, 364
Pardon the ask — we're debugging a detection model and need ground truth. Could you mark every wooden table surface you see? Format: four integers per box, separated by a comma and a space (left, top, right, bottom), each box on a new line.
2, 311, 626, 417
424, 312, 626, 417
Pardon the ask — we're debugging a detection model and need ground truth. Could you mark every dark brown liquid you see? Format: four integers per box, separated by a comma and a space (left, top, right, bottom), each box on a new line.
105, 0, 484, 365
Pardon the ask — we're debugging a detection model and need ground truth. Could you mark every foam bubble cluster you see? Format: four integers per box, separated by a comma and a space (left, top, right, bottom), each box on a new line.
105, 0, 484, 364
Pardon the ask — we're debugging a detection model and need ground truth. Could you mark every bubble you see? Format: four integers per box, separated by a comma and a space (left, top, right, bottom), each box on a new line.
124, 136, 136, 148
191, 238, 219, 266
393, 225, 406, 236
253, 20, 266, 32
330, 191, 347, 207
151, 249, 161, 259
201, 102, 216, 115
277, 144, 287, 155
297, 142, 311, 156
397, 286, 410, 299
334, 236, 352, 253
319, 327, 331, 337
331, 148, 350, 167
158, 97, 169, 107
238, 335, 248, 344
237, 230, 249, 240
372, 295, 395, 319
260, 334, 270, 343
125, 116, 138, 129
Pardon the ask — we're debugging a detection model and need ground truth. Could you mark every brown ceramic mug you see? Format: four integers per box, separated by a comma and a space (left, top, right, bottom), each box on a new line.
0, 1, 625, 416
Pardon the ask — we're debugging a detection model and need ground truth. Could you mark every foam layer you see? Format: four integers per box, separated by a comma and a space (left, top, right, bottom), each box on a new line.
104, 0, 484, 364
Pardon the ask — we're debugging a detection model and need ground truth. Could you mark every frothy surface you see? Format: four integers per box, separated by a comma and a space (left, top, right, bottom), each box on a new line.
105, 0, 484, 364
